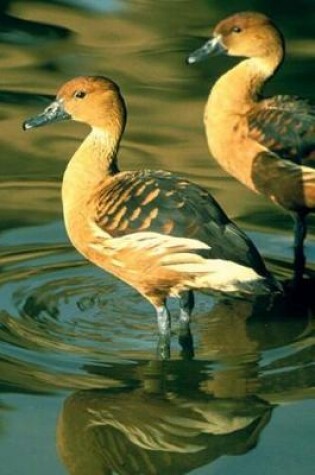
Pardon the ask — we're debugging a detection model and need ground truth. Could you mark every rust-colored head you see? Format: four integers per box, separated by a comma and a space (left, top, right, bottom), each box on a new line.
23, 76, 127, 132
187, 11, 284, 64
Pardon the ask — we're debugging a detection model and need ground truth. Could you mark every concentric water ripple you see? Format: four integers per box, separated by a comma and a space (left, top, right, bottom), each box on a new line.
1, 220, 314, 397
0, 221, 170, 387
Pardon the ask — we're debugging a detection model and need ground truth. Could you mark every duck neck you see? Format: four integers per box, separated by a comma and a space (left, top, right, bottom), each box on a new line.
62, 126, 122, 210
207, 53, 283, 112
204, 52, 283, 191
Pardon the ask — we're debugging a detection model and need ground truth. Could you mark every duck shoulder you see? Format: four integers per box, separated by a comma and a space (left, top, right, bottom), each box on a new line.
248, 95, 315, 164
90, 170, 268, 277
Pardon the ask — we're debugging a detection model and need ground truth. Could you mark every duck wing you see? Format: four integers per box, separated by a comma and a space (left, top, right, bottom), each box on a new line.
92, 170, 268, 277
248, 95, 315, 165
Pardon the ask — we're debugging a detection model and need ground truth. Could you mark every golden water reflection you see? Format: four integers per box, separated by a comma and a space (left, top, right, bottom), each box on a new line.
58, 378, 272, 475
55, 290, 313, 474
0, 0, 314, 473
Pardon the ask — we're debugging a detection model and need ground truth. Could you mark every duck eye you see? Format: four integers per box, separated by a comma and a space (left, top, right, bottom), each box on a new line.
232, 26, 242, 33
74, 90, 86, 99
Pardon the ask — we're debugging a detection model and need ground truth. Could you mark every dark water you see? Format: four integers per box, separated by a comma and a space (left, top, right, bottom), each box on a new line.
0, 0, 314, 474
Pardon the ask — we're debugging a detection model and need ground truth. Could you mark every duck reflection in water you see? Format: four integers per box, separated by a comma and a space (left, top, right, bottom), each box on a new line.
56, 293, 312, 475
57, 367, 272, 475
23, 75, 280, 359
187, 12, 315, 284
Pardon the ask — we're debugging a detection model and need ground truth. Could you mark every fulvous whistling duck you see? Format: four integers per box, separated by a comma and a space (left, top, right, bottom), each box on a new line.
187, 12, 315, 283
23, 76, 278, 355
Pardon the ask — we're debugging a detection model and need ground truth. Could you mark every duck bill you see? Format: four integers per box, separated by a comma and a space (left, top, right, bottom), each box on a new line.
187, 35, 227, 64
23, 99, 71, 130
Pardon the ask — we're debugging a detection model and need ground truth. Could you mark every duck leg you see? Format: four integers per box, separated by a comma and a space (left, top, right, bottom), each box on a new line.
179, 290, 195, 326
293, 212, 307, 284
156, 303, 171, 360
178, 291, 195, 359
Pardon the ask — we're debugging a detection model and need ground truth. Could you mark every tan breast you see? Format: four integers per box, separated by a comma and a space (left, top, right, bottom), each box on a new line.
204, 100, 265, 193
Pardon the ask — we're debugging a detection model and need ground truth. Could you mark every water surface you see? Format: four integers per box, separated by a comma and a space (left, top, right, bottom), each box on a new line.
0, 0, 314, 474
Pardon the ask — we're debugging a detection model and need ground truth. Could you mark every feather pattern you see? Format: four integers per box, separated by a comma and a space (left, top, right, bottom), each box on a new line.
248, 95, 315, 163
91, 170, 269, 277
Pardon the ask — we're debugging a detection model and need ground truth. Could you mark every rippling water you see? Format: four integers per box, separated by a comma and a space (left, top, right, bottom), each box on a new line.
0, 0, 314, 474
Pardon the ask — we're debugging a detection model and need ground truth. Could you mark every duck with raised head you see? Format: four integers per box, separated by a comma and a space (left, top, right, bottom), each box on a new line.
187, 11, 315, 283
23, 76, 278, 355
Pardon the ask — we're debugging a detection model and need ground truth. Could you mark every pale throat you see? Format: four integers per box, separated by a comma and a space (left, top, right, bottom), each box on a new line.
204, 56, 281, 190
206, 56, 280, 114
62, 127, 120, 209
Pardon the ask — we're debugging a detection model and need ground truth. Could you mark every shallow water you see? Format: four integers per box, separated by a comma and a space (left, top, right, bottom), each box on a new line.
0, 0, 314, 474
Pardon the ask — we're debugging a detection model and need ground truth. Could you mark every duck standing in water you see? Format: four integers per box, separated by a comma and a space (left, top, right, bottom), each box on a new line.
187, 12, 315, 283
23, 76, 278, 354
